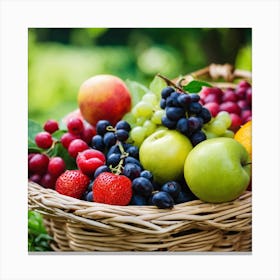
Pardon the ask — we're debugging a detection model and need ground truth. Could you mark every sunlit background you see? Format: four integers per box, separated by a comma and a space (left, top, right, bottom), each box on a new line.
28, 28, 252, 124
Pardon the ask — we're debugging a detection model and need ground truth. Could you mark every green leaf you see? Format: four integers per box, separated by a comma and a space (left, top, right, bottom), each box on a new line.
149, 75, 167, 98
182, 80, 212, 93
125, 79, 149, 107
52, 129, 67, 141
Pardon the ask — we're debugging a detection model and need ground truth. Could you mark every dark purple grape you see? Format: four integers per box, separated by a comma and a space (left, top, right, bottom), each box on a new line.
126, 145, 139, 159
161, 86, 174, 99
190, 130, 206, 146
115, 120, 131, 132
107, 144, 121, 158
123, 163, 141, 180
124, 156, 143, 170
166, 106, 185, 121
187, 116, 203, 134
91, 135, 105, 151
96, 120, 112, 136
161, 115, 177, 129
94, 165, 110, 179
176, 118, 189, 135
160, 98, 166, 109
115, 129, 129, 142
107, 153, 121, 167
132, 177, 154, 197
161, 181, 181, 199
152, 191, 174, 209
175, 191, 197, 204
86, 191, 93, 202
177, 94, 192, 109
188, 102, 202, 114
189, 93, 200, 102
103, 132, 117, 147
198, 107, 212, 123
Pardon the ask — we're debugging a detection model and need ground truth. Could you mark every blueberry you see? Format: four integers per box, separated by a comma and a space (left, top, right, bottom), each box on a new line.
152, 191, 174, 209
115, 129, 129, 142
115, 120, 131, 132
107, 153, 121, 167
166, 107, 185, 121
161, 86, 174, 99
94, 165, 110, 179
176, 117, 189, 135
107, 144, 121, 158
123, 163, 141, 180
86, 191, 93, 202
132, 177, 154, 197
188, 102, 202, 114
140, 170, 153, 182
103, 132, 117, 147
190, 130, 206, 146
161, 115, 177, 129
129, 194, 147, 206
96, 120, 112, 136
170, 91, 181, 106
126, 145, 139, 159
161, 181, 181, 199
91, 135, 105, 151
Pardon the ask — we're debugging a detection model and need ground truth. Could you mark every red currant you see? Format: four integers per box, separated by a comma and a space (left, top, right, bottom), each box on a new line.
60, 132, 80, 149
43, 119, 59, 134
28, 153, 49, 175
35, 131, 53, 149
48, 157, 66, 178
68, 139, 88, 158
67, 118, 84, 135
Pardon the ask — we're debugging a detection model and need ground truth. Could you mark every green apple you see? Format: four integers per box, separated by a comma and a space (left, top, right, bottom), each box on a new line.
139, 130, 193, 184
184, 137, 251, 203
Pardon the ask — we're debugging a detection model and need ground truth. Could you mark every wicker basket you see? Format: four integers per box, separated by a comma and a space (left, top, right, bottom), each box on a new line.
28, 64, 252, 252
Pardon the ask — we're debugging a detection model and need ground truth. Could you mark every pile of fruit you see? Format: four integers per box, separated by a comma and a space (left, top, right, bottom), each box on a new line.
28, 73, 252, 208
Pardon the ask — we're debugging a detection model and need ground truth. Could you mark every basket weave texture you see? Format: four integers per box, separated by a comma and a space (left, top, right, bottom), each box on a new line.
28, 64, 252, 252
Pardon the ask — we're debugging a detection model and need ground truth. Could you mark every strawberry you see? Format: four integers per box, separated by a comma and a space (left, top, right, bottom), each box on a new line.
93, 172, 132, 206
55, 170, 90, 199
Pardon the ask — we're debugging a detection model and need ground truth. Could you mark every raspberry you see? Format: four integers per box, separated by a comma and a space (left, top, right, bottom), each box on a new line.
93, 172, 132, 206
48, 156, 66, 178
35, 132, 53, 149
60, 132, 80, 149
67, 118, 84, 135
28, 153, 49, 175
43, 119, 59, 134
76, 149, 106, 176
68, 139, 89, 158
55, 170, 90, 198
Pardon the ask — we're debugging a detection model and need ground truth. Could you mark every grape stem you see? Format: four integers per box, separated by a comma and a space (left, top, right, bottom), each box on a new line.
157, 74, 186, 93
110, 141, 129, 175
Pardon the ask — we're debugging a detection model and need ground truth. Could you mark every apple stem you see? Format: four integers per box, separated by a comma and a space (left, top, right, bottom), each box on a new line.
157, 74, 186, 93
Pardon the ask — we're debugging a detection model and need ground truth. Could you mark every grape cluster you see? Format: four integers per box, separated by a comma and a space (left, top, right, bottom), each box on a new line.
160, 86, 212, 146
128, 92, 165, 147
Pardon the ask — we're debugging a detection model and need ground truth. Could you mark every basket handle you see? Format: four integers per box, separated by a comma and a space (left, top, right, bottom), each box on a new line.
175, 63, 252, 88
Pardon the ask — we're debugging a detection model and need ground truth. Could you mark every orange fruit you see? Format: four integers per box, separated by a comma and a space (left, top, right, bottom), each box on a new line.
234, 120, 252, 159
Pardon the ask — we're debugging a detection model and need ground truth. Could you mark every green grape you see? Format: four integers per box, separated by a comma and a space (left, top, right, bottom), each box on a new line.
222, 129, 235, 138
216, 111, 232, 128
151, 109, 165, 125
143, 120, 157, 136
205, 130, 217, 139
208, 119, 227, 136
142, 93, 159, 107
130, 126, 147, 146
132, 101, 154, 118
136, 116, 147, 126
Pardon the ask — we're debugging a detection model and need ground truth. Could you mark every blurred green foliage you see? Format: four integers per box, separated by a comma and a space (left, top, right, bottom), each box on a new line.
28, 28, 251, 123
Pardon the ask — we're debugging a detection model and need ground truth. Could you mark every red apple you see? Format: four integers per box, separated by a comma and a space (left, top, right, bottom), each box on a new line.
78, 74, 132, 126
